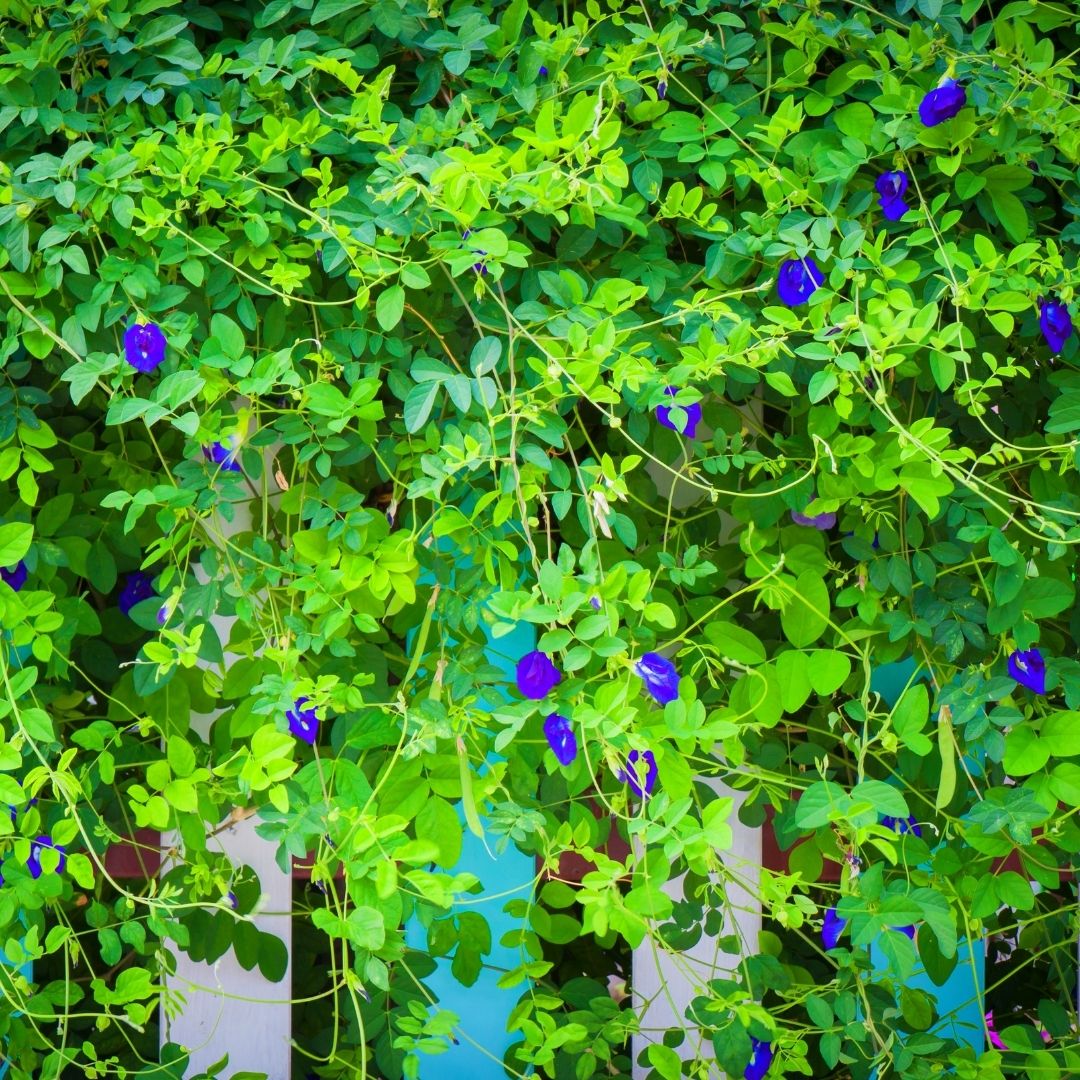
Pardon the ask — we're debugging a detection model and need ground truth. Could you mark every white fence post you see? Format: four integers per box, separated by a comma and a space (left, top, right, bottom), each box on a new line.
634, 408, 762, 1077
159, 435, 293, 1079
632, 785, 760, 1078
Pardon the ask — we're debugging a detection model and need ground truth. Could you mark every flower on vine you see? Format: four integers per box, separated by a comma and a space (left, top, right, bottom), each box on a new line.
517, 650, 562, 700
876, 171, 911, 221
203, 439, 242, 472
123, 322, 167, 373
635, 652, 679, 705
619, 749, 658, 798
777, 258, 824, 307
1039, 299, 1073, 354
157, 603, 172, 627
822, 907, 845, 950
0, 561, 28, 592
27, 836, 66, 879
538, 65, 548, 77
287, 697, 319, 745
656, 386, 701, 438
1008, 648, 1046, 695
118, 571, 155, 616
590, 595, 602, 611
918, 79, 966, 126
745, 1037, 773, 1080
791, 509, 836, 530
657, 81, 667, 101
881, 814, 922, 837
543, 713, 577, 766
226, 890, 238, 910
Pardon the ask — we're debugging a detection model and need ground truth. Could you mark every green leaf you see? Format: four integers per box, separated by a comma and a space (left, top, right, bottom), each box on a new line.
781, 572, 830, 648
376, 285, 405, 331
404, 382, 440, 433
1003, 724, 1049, 775
0, 522, 32, 566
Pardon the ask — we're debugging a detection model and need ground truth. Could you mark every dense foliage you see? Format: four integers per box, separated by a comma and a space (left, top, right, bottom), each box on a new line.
3, 0, 1080, 1076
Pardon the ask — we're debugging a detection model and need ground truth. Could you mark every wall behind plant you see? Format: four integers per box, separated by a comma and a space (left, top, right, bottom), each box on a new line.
1, 0, 1080, 1077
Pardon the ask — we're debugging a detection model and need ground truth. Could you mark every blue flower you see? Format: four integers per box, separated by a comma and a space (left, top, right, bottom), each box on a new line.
656, 386, 702, 438
881, 814, 922, 837
226, 890, 238, 910
517, 650, 562, 700
657, 81, 667, 101
544, 713, 577, 766
203, 439, 242, 472
745, 1037, 773, 1080
123, 322, 167, 374
118, 571, 155, 616
590, 595, 601, 611
875, 171, 911, 221
157, 603, 171, 627
1008, 648, 1046, 695
619, 749, 658, 798
822, 907, 845, 950
635, 652, 680, 705
1039, 299, 1073, 354
287, 697, 319, 745
538, 65, 548, 77
0, 561, 27, 592
777, 258, 824, 307
918, 79, 966, 127
27, 836, 66, 879
791, 509, 836, 530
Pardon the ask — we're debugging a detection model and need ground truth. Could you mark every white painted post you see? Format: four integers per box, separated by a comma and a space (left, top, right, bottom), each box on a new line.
634, 405, 763, 1077
632, 785, 761, 1078
159, 433, 293, 1079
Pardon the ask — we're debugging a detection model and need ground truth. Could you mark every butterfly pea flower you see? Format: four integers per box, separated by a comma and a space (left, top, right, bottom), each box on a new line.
517, 650, 562, 700
225, 890, 238, 910
619, 749, 658, 799
881, 814, 922, 837
1008, 647, 1046, 695
538, 65, 548, 77
875, 171, 911, 221
656, 386, 701, 438
118, 571, 156, 617
287, 697, 319, 745
777, 258, 824, 307
657, 81, 667, 101
1039, 299, 1072, 354
27, 836, 66, 879
0, 561, 28, 591
157, 603, 172, 627
791, 509, 836, 530
203, 439, 242, 472
635, 652, 679, 705
918, 79, 966, 127
589, 595, 601, 611
745, 1037, 773, 1080
543, 713, 577, 766
123, 322, 167, 373
822, 907, 845, 950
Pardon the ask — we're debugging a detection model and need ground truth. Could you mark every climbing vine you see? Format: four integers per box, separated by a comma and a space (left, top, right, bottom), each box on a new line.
2, 0, 1080, 1078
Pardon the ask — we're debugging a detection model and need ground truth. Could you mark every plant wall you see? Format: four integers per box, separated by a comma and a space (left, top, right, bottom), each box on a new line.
1, 0, 1080, 1077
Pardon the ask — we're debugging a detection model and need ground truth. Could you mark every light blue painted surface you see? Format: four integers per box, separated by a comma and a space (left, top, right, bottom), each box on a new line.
404, 567, 536, 1079
869, 658, 985, 1060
